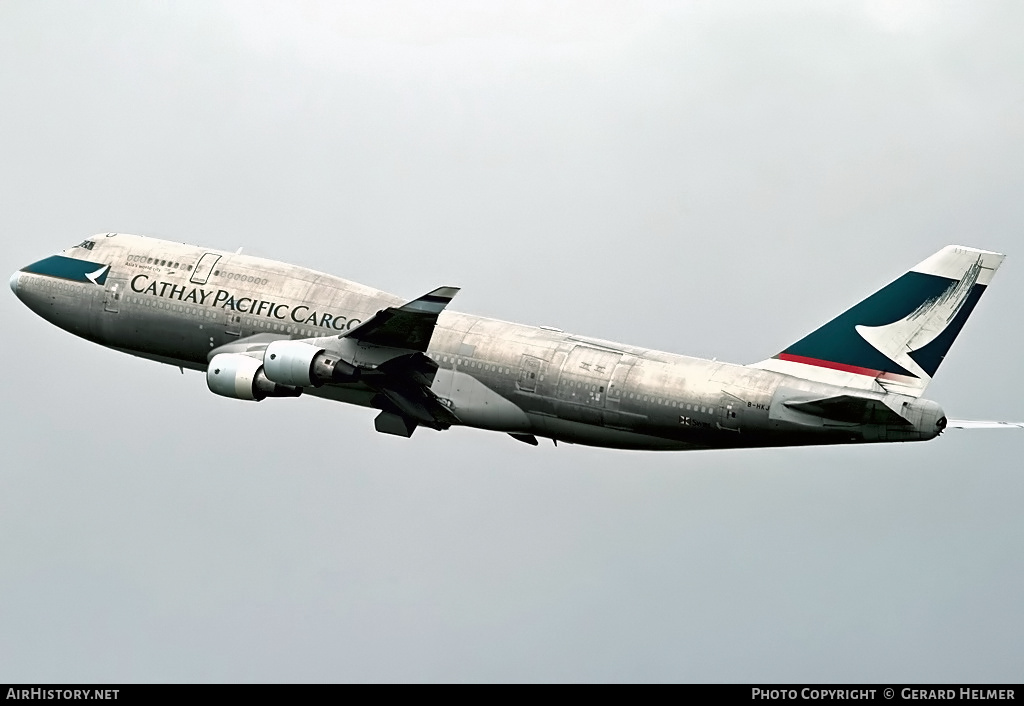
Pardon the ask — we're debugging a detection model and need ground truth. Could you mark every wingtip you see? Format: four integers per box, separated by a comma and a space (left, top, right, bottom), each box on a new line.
427, 286, 460, 299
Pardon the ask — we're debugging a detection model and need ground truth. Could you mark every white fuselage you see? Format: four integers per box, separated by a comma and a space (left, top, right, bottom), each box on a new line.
11, 234, 946, 450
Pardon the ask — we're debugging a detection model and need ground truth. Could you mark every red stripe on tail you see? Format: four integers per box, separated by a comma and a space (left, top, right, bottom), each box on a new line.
775, 353, 882, 377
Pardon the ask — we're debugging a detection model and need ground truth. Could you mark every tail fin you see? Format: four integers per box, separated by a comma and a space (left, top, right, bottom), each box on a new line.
750, 245, 1004, 397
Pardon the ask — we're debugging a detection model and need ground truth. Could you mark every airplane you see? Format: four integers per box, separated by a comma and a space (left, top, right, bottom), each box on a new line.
10, 233, 1022, 450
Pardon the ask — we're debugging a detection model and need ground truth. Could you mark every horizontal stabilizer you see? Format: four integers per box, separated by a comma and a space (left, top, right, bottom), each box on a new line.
784, 394, 911, 425
345, 286, 459, 351
947, 420, 1024, 430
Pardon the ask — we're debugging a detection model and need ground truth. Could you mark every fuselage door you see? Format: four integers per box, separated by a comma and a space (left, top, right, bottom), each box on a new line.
103, 279, 126, 313
719, 392, 743, 432
604, 356, 634, 411
517, 355, 542, 393
225, 311, 242, 337
190, 253, 221, 285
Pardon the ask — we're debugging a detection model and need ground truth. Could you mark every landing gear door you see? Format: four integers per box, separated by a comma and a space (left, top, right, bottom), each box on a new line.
103, 279, 126, 313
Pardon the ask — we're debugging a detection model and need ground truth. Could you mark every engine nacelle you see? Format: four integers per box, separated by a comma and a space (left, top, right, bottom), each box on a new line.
207, 353, 302, 401
263, 340, 360, 388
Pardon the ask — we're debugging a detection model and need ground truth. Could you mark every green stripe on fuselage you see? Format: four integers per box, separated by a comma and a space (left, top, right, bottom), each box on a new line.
21, 255, 109, 285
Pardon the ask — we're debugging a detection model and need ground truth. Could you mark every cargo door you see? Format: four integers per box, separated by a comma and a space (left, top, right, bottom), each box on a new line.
555, 346, 621, 424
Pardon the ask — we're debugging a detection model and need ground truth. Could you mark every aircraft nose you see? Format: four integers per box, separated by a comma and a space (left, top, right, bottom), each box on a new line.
9, 270, 21, 297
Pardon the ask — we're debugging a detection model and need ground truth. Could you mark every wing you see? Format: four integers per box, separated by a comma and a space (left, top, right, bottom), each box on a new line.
339, 286, 463, 435
343, 286, 460, 351
208, 288, 462, 437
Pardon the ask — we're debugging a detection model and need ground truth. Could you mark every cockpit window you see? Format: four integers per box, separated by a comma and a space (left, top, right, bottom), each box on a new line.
73, 240, 95, 250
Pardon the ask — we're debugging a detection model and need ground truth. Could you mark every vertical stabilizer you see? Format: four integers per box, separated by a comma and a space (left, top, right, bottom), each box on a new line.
750, 245, 1004, 396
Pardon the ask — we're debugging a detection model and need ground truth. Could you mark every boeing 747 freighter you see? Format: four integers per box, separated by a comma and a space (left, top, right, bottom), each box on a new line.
10, 234, 1021, 450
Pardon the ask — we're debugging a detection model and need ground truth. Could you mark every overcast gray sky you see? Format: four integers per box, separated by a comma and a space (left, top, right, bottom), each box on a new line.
2, 1, 1023, 682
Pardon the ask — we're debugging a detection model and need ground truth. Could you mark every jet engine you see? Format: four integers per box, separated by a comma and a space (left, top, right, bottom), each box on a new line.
207, 353, 302, 401
263, 340, 360, 388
